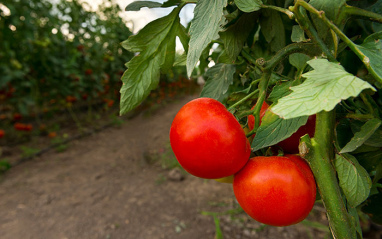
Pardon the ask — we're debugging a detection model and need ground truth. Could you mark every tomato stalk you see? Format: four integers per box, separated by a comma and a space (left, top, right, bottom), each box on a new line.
300, 111, 356, 239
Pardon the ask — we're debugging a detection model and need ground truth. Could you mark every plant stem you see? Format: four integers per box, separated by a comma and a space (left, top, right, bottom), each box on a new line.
292, 2, 337, 62
343, 4, 382, 23
227, 89, 259, 111
247, 72, 271, 137
261, 4, 294, 19
263, 43, 320, 70
300, 111, 356, 239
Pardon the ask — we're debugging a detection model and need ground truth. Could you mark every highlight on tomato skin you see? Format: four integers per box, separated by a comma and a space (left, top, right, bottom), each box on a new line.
169, 97, 251, 179
233, 155, 317, 227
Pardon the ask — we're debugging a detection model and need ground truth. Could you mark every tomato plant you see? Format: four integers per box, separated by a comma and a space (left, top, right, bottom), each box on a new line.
170, 98, 250, 179
0, 130, 4, 138
234, 155, 316, 226
120, 0, 382, 238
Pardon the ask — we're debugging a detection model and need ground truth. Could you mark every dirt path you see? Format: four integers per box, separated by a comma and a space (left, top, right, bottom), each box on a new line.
0, 96, 330, 239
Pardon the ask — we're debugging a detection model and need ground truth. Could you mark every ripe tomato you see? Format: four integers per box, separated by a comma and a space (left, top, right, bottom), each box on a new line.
248, 102, 316, 153
170, 98, 251, 179
233, 155, 316, 226
0, 129, 4, 138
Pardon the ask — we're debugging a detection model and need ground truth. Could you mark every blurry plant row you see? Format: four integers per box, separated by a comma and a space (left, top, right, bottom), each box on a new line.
0, 0, 195, 146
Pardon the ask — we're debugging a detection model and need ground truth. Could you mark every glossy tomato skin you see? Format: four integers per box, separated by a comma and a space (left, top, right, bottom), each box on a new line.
247, 101, 269, 130
233, 155, 316, 227
170, 98, 251, 179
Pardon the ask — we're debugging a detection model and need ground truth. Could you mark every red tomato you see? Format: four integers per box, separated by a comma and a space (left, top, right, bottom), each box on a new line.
247, 101, 269, 130
170, 98, 251, 179
0, 129, 4, 138
13, 113, 22, 121
233, 155, 316, 226
248, 102, 316, 153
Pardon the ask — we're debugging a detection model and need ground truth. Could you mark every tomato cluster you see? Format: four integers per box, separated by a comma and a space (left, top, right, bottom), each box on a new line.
170, 98, 317, 226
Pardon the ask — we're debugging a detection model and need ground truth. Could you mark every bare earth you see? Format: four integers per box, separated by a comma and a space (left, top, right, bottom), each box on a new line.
0, 96, 332, 239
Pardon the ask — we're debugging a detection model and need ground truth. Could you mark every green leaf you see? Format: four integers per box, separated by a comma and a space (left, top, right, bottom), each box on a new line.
125, 1, 163, 11
340, 118, 382, 153
355, 32, 382, 84
120, 8, 180, 115
177, 24, 189, 53
267, 80, 294, 103
291, 25, 307, 43
200, 63, 235, 102
351, 119, 382, 147
335, 154, 372, 208
355, 150, 382, 173
361, 193, 382, 225
289, 53, 310, 71
234, 0, 262, 12
220, 12, 258, 63
259, 9, 285, 52
186, 0, 227, 77
251, 110, 308, 151
272, 59, 376, 119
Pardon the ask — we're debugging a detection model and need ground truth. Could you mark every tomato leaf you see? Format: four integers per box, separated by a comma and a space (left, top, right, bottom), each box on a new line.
291, 25, 307, 43
351, 119, 382, 147
200, 63, 235, 102
340, 118, 382, 153
220, 12, 258, 63
120, 8, 180, 115
125, 1, 163, 11
252, 110, 308, 151
289, 53, 310, 71
356, 150, 382, 173
354, 32, 382, 84
234, 0, 262, 13
259, 9, 285, 52
334, 154, 372, 208
271, 59, 376, 119
186, 0, 227, 77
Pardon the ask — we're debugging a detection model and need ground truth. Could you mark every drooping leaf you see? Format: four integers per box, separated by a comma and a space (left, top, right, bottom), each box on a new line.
234, 0, 262, 13
177, 24, 189, 53
200, 63, 235, 102
335, 154, 372, 208
340, 118, 382, 153
120, 8, 180, 115
220, 12, 258, 63
354, 32, 382, 84
125, 1, 163, 11
259, 9, 285, 52
272, 59, 376, 119
251, 110, 308, 151
186, 0, 227, 77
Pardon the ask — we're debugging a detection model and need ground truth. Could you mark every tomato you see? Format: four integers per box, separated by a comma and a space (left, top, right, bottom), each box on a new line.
248, 102, 316, 153
247, 101, 269, 130
0, 129, 4, 138
233, 155, 316, 226
14, 123, 26, 131
13, 113, 22, 121
170, 98, 251, 179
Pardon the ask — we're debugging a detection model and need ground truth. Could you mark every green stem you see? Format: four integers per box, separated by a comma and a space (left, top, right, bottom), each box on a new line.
261, 4, 294, 19
292, 2, 337, 62
227, 89, 259, 111
343, 4, 382, 23
263, 43, 321, 70
247, 72, 271, 137
300, 111, 356, 239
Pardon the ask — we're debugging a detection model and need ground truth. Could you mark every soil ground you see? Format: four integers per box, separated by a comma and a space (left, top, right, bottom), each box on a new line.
0, 95, 355, 239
